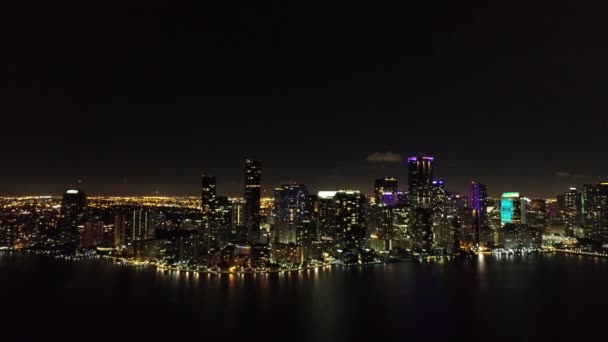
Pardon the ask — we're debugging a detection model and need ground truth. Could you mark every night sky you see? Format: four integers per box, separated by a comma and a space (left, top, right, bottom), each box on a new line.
2, 2, 607, 198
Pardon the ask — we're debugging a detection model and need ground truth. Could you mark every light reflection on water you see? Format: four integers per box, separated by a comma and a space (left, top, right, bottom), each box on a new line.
2, 251, 608, 340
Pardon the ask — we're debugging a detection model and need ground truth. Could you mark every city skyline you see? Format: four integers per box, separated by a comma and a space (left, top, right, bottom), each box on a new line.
3, 3, 608, 340
0, 154, 605, 199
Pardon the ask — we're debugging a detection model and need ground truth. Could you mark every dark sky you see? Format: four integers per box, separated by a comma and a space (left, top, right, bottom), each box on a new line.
2, 1, 607, 198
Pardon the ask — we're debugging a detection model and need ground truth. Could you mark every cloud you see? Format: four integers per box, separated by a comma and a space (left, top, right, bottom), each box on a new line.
366, 152, 402, 164
555, 171, 570, 177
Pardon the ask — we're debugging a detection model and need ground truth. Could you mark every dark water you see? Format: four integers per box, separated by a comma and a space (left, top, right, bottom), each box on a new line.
1, 252, 607, 341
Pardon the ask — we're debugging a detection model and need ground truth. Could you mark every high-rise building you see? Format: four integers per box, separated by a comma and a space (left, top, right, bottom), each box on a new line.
500, 192, 523, 227
430, 180, 451, 250
244, 159, 262, 240
274, 184, 308, 244
214, 196, 232, 246
58, 189, 87, 250
410, 207, 433, 252
468, 182, 488, 228
317, 191, 338, 242
562, 187, 581, 237
582, 183, 608, 243
334, 190, 367, 246
408, 156, 434, 208
201, 175, 218, 249
113, 213, 127, 246
274, 184, 308, 223
374, 177, 398, 205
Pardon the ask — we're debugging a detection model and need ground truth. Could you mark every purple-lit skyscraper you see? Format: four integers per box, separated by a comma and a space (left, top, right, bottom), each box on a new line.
468, 182, 488, 228
407, 156, 434, 207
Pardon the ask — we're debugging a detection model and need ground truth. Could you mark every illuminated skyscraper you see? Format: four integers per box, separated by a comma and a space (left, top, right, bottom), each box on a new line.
468, 182, 488, 228
296, 204, 317, 248
214, 196, 232, 245
201, 175, 218, 249
431, 180, 450, 249
582, 183, 608, 243
244, 159, 262, 240
561, 187, 581, 237
411, 207, 433, 252
334, 190, 367, 246
374, 177, 398, 205
58, 189, 87, 251
274, 184, 308, 243
500, 192, 523, 227
317, 191, 338, 241
407, 156, 434, 207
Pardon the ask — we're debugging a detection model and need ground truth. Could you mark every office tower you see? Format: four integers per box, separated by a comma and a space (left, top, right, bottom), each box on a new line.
562, 187, 581, 237
274, 184, 308, 244
500, 192, 523, 227
444, 191, 464, 252
391, 206, 411, 249
468, 182, 488, 228
215, 196, 232, 245
244, 159, 262, 239
486, 200, 502, 245
82, 221, 104, 248
201, 175, 218, 249
296, 219, 316, 247
334, 190, 367, 246
369, 194, 395, 251
274, 184, 308, 223
58, 189, 87, 250
273, 187, 284, 223
317, 191, 338, 241
408, 156, 434, 207
430, 180, 450, 250
375, 206, 394, 241
303, 194, 319, 222
114, 213, 127, 246
410, 207, 433, 252
582, 183, 608, 243
374, 177, 398, 205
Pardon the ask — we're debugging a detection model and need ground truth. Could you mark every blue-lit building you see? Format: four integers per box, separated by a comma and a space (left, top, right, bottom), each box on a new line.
500, 192, 523, 227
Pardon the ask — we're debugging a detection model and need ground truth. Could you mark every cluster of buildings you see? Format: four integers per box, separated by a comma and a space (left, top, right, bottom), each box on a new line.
2, 155, 608, 269
556, 184, 608, 244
